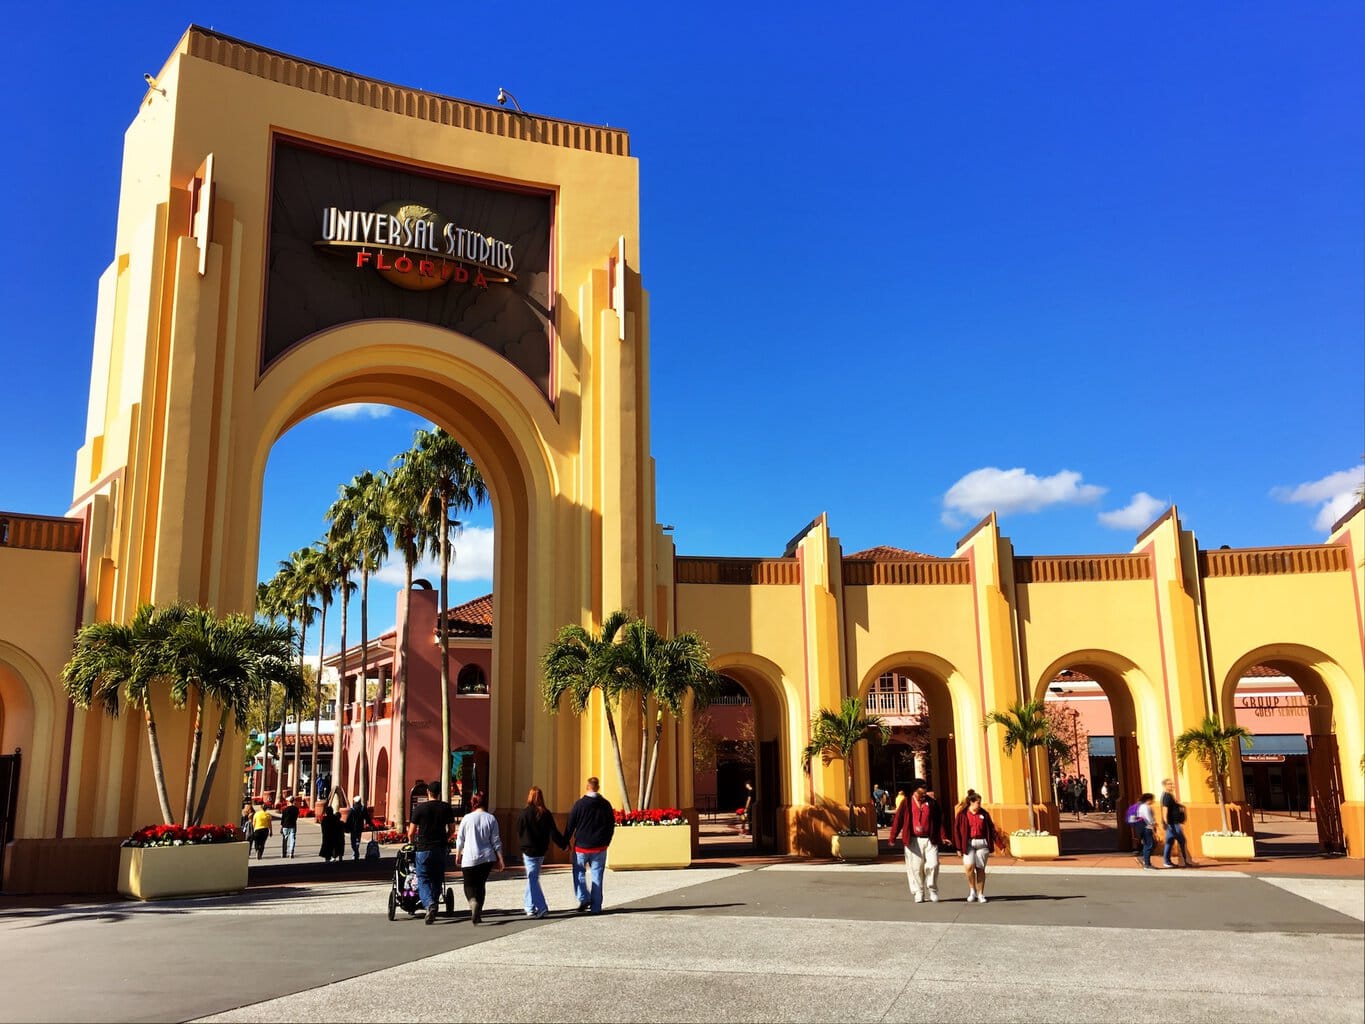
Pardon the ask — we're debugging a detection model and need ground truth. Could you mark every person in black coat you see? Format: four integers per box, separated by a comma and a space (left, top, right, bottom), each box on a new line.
347, 798, 368, 860
517, 785, 565, 918
319, 806, 345, 862
560, 776, 616, 914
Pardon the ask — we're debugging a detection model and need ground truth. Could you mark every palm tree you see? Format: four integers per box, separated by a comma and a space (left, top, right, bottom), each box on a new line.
983, 700, 1054, 833
1175, 715, 1253, 832
171, 610, 304, 825
322, 521, 359, 804
401, 427, 488, 799
541, 611, 635, 812
329, 471, 389, 806
285, 546, 320, 802
305, 541, 337, 805
802, 696, 889, 834
62, 604, 186, 824
382, 463, 426, 827
257, 568, 298, 795
615, 618, 721, 809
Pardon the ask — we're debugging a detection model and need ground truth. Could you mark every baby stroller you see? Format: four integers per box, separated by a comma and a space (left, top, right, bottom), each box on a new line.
388, 844, 454, 921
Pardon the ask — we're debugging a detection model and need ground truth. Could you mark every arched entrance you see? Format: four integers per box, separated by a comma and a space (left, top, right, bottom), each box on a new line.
1034, 651, 1161, 854
700, 656, 794, 855
1221, 645, 1355, 856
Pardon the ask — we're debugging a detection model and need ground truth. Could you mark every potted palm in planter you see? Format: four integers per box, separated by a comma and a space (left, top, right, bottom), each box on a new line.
984, 700, 1059, 860
1175, 715, 1255, 861
542, 612, 719, 870
63, 602, 304, 899
802, 697, 888, 861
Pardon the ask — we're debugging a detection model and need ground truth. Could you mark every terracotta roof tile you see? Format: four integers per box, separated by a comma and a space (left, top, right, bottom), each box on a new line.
845, 546, 937, 561
445, 593, 493, 637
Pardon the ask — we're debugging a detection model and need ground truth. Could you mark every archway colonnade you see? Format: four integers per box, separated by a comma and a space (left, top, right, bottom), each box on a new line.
671, 510, 1365, 860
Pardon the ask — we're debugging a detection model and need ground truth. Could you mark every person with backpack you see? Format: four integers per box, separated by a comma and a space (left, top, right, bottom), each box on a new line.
1160, 778, 1196, 868
1128, 793, 1158, 869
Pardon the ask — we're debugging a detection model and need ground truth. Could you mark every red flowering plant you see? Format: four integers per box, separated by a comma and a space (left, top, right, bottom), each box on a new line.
614, 808, 687, 827
123, 823, 245, 848
374, 829, 407, 845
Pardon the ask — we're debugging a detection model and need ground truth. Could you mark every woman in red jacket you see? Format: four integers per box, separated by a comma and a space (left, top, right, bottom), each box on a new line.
952, 791, 997, 904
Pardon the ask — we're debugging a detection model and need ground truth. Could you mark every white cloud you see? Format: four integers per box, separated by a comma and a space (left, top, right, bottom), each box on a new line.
1098, 492, 1168, 530
316, 403, 394, 421
941, 467, 1105, 525
373, 526, 495, 585
1272, 468, 1365, 533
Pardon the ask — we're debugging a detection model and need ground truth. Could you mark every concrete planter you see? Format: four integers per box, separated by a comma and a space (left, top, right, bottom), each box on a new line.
607, 825, 691, 871
831, 833, 879, 861
117, 842, 249, 900
1008, 833, 1059, 860
1200, 833, 1255, 861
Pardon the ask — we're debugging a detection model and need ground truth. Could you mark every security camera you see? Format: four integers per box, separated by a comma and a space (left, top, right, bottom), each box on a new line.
496, 88, 508, 106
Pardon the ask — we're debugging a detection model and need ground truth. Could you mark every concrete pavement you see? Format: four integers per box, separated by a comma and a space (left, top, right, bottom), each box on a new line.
1, 859, 1361, 1023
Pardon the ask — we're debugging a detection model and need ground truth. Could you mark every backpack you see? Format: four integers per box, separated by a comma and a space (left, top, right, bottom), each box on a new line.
1125, 802, 1142, 825
365, 838, 381, 860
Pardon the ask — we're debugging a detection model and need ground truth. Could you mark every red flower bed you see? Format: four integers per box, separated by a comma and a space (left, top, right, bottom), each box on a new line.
614, 808, 687, 827
123, 823, 245, 848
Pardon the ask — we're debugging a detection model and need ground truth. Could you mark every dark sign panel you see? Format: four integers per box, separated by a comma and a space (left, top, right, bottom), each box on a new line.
262, 137, 553, 397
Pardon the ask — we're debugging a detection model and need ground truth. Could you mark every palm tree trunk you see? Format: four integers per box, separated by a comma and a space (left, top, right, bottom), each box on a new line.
846, 753, 856, 833
184, 689, 204, 823
336, 573, 349, 805
294, 614, 307, 802
311, 599, 327, 806
642, 716, 664, 810
637, 693, 649, 810
262, 677, 273, 799
1025, 755, 1038, 833
144, 703, 176, 824
395, 554, 413, 827
439, 492, 452, 804
359, 568, 370, 807
193, 707, 231, 825
603, 702, 633, 813
1212, 754, 1229, 832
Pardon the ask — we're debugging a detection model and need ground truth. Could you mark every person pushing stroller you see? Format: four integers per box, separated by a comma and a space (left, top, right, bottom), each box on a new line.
407, 781, 457, 925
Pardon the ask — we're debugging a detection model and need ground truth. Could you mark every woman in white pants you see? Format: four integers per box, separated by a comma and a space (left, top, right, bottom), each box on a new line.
952, 791, 998, 904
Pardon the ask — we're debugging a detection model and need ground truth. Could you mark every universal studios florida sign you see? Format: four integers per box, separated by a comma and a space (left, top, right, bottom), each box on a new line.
317, 200, 516, 291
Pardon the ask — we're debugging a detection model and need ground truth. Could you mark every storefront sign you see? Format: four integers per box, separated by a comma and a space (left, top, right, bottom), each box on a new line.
1242, 754, 1286, 763
1239, 694, 1315, 717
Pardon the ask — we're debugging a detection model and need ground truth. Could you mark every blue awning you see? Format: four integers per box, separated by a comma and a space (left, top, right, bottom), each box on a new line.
1240, 734, 1307, 756
1088, 736, 1116, 758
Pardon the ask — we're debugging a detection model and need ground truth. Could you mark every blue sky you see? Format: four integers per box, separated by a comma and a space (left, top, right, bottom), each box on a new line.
2, 4, 1362, 651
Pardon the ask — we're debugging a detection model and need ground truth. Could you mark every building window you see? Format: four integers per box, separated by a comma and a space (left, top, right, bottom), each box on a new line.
457, 664, 488, 696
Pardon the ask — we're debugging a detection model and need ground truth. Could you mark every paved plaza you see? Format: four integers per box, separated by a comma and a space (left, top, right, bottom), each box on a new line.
1, 857, 1361, 1023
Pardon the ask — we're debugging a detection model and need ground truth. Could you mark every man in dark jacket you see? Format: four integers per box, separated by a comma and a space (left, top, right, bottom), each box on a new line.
889, 782, 945, 903
560, 776, 615, 914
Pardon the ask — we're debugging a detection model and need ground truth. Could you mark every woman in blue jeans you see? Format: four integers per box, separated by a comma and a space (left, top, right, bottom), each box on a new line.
1132, 792, 1158, 868
517, 786, 565, 918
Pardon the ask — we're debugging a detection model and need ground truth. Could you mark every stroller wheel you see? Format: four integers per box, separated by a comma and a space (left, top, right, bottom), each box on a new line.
387, 891, 396, 922
444, 888, 455, 916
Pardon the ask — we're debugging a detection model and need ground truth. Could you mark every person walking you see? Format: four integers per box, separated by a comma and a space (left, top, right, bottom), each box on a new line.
454, 793, 505, 925
952, 791, 997, 904
407, 781, 456, 925
279, 801, 299, 858
890, 782, 944, 903
319, 805, 345, 862
1131, 792, 1158, 869
517, 786, 565, 918
742, 780, 756, 838
1160, 778, 1196, 868
250, 803, 273, 860
347, 797, 368, 861
561, 776, 616, 915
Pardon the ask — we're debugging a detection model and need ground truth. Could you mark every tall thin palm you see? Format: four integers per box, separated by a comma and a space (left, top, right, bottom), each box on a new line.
330, 471, 389, 806
322, 523, 360, 804
382, 463, 426, 826
541, 611, 635, 812
1175, 715, 1252, 832
286, 546, 321, 801
802, 697, 889, 833
401, 427, 487, 799
983, 700, 1053, 833
305, 541, 337, 804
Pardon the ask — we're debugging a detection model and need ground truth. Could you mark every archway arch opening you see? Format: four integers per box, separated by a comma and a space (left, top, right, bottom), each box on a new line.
1221, 645, 1349, 856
